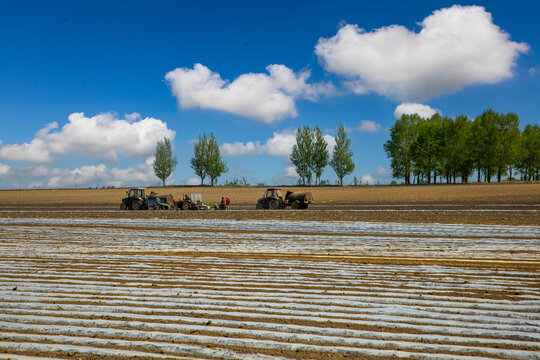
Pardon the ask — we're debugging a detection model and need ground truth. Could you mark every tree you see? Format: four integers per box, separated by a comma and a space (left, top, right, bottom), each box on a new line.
331, 124, 355, 186
191, 133, 227, 186
191, 133, 208, 185
494, 112, 520, 182
517, 124, 540, 181
206, 133, 228, 186
472, 110, 498, 182
153, 137, 178, 187
384, 114, 421, 184
411, 115, 442, 184
290, 125, 314, 185
312, 127, 330, 186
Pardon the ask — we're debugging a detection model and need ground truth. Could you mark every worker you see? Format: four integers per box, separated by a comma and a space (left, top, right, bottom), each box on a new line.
220, 197, 226, 210
226, 196, 230, 210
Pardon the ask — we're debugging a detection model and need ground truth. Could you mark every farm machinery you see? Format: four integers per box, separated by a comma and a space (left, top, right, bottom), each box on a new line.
120, 188, 216, 210
256, 188, 313, 210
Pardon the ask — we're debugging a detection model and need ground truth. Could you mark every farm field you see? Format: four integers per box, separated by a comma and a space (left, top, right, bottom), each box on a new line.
0, 184, 538, 359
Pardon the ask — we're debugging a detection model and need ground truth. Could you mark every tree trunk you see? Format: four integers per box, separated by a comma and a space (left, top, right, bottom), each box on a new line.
497, 167, 502, 183
340, 176, 343, 186
162, 179, 165, 187
477, 168, 481, 183
509, 167, 513, 181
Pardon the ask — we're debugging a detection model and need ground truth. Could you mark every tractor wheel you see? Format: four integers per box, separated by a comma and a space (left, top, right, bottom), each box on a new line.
131, 199, 141, 210
120, 202, 127, 210
300, 203, 308, 209
269, 199, 280, 209
291, 201, 300, 209
181, 202, 189, 211
256, 202, 263, 210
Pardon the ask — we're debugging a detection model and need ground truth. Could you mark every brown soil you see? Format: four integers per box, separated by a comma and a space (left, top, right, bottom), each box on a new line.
0, 183, 538, 225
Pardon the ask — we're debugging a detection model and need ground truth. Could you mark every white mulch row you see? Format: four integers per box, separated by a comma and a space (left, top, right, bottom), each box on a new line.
0, 218, 539, 359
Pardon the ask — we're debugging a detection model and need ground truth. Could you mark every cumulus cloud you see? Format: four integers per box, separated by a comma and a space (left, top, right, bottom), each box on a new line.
221, 129, 335, 157
360, 166, 392, 185
47, 157, 159, 188
316, 5, 529, 100
0, 112, 175, 163
165, 63, 336, 123
394, 103, 441, 119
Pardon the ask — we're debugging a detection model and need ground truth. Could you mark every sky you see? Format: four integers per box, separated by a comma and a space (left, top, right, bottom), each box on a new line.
0, 0, 538, 189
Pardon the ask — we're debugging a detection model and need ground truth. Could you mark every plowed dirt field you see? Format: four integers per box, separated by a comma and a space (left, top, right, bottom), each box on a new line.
0, 184, 538, 359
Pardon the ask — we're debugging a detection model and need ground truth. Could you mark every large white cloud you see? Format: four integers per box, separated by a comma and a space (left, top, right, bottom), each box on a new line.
165, 63, 335, 124
221, 129, 336, 157
47, 157, 159, 188
0, 112, 175, 163
394, 103, 441, 119
316, 5, 529, 101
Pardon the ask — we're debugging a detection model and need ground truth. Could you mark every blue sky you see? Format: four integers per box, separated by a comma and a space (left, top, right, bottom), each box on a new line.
0, 0, 538, 188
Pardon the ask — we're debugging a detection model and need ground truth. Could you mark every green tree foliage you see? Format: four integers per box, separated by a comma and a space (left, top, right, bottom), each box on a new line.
517, 124, 540, 180
494, 112, 520, 182
385, 109, 528, 184
153, 137, 178, 187
312, 127, 330, 186
411, 115, 442, 184
331, 125, 355, 186
190, 132, 227, 186
290, 125, 314, 185
384, 114, 421, 184
472, 110, 499, 182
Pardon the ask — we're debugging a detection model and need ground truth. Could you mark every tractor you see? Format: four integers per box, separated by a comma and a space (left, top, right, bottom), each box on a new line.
256, 188, 313, 210
120, 188, 148, 210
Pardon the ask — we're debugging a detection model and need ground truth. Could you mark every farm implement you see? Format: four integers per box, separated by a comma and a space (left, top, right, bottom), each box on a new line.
256, 187, 313, 209
120, 188, 216, 210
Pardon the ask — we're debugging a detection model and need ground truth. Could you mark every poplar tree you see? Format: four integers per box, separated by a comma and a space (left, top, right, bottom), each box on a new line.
331, 125, 355, 186
191, 132, 227, 186
312, 127, 330, 185
290, 125, 314, 185
153, 137, 178, 187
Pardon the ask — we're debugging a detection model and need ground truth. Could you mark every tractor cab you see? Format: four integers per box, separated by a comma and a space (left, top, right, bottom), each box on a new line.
265, 188, 283, 200
128, 188, 146, 198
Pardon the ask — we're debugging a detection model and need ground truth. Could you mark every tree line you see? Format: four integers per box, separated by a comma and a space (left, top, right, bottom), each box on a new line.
384, 109, 540, 184
290, 124, 355, 186
153, 125, 357, 187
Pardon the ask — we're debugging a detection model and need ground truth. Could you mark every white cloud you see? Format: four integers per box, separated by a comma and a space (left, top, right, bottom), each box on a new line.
346, 120, 382, 133
165, 63, 335, 124
0, 112, 175, 163
394, 103, 441, 119
46, 157, 159, 188
360, 174, 376, 185
316, 5, 529, 101
360, 166, 392, 185
529, 66, 538, 77
358, 120, 381, 132
374, 166, 391, 178
0, 163, 10, 178
221, 129, 335, 157
186, 178, 201, 186
273, 166, 299, 184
